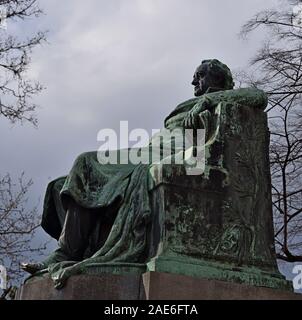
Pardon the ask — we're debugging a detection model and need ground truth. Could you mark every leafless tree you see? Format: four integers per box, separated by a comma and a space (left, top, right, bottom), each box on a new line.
239, 0, 302, 262
0, 1, 47, 299
0, 0, 46, 125
0, 173, 47, 298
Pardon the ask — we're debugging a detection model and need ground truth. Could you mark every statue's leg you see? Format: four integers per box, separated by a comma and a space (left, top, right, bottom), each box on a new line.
58, 198, 99, 261
83, 198, 120, 258
21, 198, 99, 274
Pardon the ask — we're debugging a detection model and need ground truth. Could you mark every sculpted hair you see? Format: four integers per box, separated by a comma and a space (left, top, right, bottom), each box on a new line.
201, 59, 235, 90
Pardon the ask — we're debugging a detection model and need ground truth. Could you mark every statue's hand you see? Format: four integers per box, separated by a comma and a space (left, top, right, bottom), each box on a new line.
50, 263, 81, 290
183, 96, 211, 129
53, 272, 68, 290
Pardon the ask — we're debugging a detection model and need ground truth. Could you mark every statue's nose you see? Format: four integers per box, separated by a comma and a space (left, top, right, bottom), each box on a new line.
191, 78, 198, 86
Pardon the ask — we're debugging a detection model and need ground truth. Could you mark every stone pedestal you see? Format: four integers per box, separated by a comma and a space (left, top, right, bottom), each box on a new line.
16, 272, 302, 300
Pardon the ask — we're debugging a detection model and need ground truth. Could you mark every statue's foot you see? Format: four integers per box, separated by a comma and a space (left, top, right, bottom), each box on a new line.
21, 248, 72, 275
20, 262, 46, 275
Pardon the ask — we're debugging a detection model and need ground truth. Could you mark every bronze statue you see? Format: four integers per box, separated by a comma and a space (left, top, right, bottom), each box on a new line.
21, 59, 290, 291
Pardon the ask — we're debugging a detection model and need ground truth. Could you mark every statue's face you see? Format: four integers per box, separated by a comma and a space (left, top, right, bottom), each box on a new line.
191, 63, 215, 96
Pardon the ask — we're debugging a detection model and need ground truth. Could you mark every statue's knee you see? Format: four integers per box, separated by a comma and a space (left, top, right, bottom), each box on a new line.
73, 151, 97, 165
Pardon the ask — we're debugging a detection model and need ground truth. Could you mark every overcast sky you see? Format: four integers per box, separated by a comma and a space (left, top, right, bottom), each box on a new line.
2, 0, 301, 290
2, 0, 279, 195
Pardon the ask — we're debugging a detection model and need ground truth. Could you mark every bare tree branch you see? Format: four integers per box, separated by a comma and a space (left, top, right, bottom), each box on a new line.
0, 0, 46, 125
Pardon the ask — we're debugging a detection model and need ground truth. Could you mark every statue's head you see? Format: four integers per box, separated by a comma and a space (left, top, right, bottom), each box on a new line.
192, 59, 234, 96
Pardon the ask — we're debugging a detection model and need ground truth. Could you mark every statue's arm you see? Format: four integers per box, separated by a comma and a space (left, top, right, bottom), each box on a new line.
183, 88, 268, 128
203, 87, 268, 110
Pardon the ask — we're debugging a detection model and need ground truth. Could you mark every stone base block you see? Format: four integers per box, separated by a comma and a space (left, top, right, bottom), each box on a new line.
143, 272, 302, 300
16, 273, 145, 300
